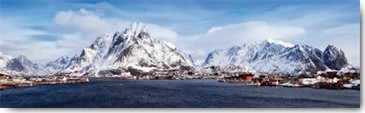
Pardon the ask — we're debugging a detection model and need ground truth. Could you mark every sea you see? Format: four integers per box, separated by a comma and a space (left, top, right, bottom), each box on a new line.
0, 78, 360, 108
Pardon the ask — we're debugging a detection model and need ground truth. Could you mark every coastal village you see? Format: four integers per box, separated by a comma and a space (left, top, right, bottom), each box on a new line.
0, 73, 89, 90
116, 65, 361, 90
0, 65, 360, 90
214, 70, 360, 90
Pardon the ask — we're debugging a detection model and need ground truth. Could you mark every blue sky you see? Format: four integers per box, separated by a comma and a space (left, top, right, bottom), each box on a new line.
0, 0, 360, 66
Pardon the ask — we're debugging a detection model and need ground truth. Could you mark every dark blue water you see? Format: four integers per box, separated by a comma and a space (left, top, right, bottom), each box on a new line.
0, 78, 360, 108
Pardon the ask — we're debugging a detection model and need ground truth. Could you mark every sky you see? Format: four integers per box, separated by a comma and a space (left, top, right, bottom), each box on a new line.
0, 0, 360, 66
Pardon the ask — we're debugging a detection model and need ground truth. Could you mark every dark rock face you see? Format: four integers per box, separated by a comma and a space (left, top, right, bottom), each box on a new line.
202, 52, 215, 66
6, 59, 25, 72
1, 52, 53, 76
323, 45, 348, 70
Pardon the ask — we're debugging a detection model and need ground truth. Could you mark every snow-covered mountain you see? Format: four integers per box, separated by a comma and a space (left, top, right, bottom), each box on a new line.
45, 55, 78, 74
202, 39, 349, 74
0, 52, 51, 76
0, 52, 13, 75
337, 64, 360, 75
60, 22, 195, 76
178, 50, 195, 66
322, 45, 348, 70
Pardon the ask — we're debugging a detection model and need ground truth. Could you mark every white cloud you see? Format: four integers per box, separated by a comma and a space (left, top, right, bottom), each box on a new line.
206, 21, 306, 41
55, 33, 84, 49
144, 23, 178, 43
52, 8, 178, 42
53, 8, 128, 36
50, 8, 180, 62
1, 8, 180, 64
0, 39, 73, 64
321, 24, 359, 37
0, 19, 67, 64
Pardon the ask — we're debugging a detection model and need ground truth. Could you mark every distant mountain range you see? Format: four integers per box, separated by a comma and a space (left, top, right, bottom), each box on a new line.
202, 38, 350, 74
0, 22, 358, 76
45, 56, 77, 74
0, 52, 50, 76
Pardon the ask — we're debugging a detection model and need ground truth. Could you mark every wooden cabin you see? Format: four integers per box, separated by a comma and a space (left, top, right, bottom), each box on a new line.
244, 74, 254, 81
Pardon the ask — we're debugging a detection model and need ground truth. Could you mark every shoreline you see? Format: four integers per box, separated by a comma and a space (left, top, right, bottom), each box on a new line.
0, 76, 89, 90
0, 76, 360, 91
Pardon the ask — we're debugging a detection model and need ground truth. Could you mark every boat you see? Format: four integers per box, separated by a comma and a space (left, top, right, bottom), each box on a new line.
245, 82, 259, 86
217, 78, 226, 82
280, 82, 303, 88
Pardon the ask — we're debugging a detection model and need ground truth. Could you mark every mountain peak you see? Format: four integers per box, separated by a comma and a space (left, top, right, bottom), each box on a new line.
324, 45, 342, 56
130, 21, 141, 28
325, 45, 338, 51
58, 56, 70, 63
60, 22, 194, 76
322, 44, 347, 70
60, 56, 69, 60
2, 53, 51, 76
123, 22, 150, 39
264, 38, 294, 48
128, 22, 143, 31
45, 55, 73, 74
17, 55, 28, 60
140, 25, 147, 33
